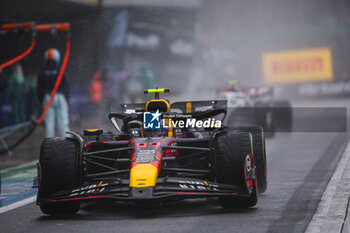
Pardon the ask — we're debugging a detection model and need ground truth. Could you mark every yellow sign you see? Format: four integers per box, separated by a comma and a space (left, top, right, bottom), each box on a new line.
263, 48, 333, 83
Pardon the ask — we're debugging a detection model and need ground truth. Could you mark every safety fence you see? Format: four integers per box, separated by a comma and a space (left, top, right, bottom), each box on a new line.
0, 22, 71, 155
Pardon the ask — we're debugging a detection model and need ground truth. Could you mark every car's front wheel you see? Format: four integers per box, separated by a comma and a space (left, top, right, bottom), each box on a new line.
231, 125, 267, 193
38, 137, 81, 215
214, 130, 258, 208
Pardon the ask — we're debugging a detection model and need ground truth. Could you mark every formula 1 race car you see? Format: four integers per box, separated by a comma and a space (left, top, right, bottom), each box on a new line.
215, 83, 293, 135
36, 88, 267, 215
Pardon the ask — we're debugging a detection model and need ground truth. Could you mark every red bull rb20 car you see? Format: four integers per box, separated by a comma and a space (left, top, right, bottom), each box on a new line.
36, 88, 267, 215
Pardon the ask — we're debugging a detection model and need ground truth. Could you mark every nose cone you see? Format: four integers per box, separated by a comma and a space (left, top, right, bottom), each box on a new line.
129, 139, 170, 189
130, 187, 154, 199
129, 163, 160, 187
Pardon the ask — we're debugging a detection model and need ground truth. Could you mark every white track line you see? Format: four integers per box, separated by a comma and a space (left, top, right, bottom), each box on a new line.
0, 196, 36, 214
0, 161, 38, 214
306, 141, 350, 233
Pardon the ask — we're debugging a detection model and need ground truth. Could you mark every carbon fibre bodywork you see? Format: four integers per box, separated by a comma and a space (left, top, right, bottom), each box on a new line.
37, 135, 255, 205
36, 98, 257, 207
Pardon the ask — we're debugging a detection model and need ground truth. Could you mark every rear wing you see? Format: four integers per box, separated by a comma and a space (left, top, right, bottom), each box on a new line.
217, 86, 273, 96
121, 100, 227, 113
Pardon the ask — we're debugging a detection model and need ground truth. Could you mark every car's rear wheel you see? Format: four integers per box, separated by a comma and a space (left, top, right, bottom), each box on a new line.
231, 125, 267, 193
254, 102, 275, 137
38, 137, 81, 215
214, 130, 258, 208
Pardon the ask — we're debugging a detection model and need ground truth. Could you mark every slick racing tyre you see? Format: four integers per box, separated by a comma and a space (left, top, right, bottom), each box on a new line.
214, 130, 258, 208
232, 125, 267, 193
38, 137, 81, 215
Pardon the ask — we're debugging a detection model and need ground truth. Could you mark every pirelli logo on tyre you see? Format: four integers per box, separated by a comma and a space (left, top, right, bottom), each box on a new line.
263, 48, 333, 84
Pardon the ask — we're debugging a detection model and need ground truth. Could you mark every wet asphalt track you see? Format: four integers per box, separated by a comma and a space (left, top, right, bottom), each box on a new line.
0, 102, 349, 233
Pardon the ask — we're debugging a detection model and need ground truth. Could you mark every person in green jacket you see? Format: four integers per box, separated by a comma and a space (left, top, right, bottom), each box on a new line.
6, 64, 26, 124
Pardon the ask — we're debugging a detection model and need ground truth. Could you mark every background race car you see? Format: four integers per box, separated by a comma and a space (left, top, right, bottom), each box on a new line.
215, 82, 293, 136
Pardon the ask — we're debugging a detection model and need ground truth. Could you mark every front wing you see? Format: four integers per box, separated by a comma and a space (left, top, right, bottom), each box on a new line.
37, 177, 251, 205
